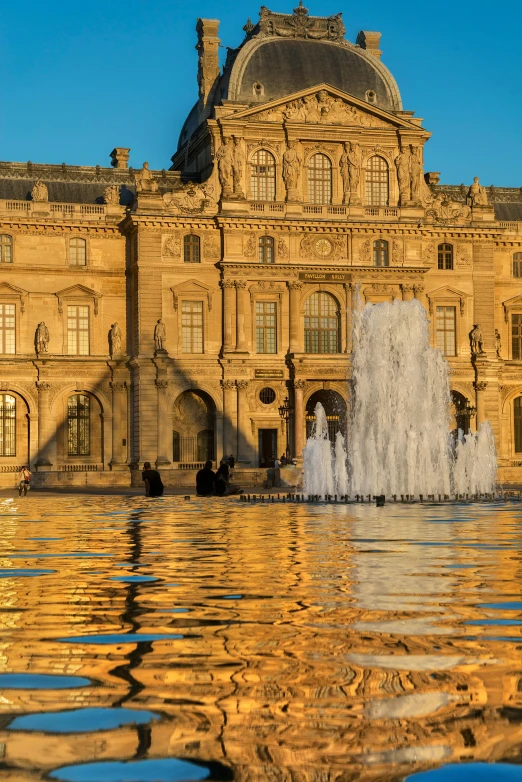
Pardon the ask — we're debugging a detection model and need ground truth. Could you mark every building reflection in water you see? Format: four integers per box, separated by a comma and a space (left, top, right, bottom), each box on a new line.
0, 497, 521, 780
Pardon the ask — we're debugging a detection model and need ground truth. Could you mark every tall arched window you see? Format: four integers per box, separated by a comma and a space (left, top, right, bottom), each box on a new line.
308, 154, 332, 204
70, 238, 86, 266
438, 243, 454, 270
515, 397, 522, 453
183, 235, 200, 263
250, 149, 276, 201
0, 235, 13, 264
365, 156, 389, 206
513, 252, 522, 278
0, 394, 16, 456
304, 292, 340, 354
68, 394, 90, 456
259, 236, 274, 263
373, 239, 389, 267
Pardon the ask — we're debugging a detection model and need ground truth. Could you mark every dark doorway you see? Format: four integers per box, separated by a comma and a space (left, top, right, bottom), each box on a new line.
305, 389, 347, 442
258, 428, 277, 467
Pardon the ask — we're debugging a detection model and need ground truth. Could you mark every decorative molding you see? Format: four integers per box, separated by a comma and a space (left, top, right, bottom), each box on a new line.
203, 233, 221, 259
171, 279, 213, 312
0, 282, 28, 313
426, 285, 469, 316
162, 233, 181, 258
252, 89, 390, 128
55, 284, 100, 316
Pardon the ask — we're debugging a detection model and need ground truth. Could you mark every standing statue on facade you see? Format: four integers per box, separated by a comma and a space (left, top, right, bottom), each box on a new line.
282, 140, 301, 199
467, 177, 489, 208
395, 146, 411, 204
109, 322, 122, 357
410, 146, 423, 202
231, 136, 244, 197
339, 141, 361, 204
104, 185, 120, 205
134, 162, 159, 193
495, 329, 502, 358
215, 138, 234, 196
31, 180, 48, 201
35, 322, 50, 354
154, 319, 167, 352
470, 324, 484, 356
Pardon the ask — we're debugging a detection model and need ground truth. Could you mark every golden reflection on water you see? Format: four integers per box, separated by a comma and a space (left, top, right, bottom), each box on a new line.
0, 496, 521, 780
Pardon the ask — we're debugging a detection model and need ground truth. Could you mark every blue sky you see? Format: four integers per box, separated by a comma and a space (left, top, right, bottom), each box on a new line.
1, 0, 521, 186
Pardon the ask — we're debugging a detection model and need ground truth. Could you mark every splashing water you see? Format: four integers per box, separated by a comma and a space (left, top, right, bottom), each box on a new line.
302, 299, 497, 499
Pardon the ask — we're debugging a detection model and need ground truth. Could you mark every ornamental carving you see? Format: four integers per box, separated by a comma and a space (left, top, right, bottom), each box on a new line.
456, 244, 472, 266
203, 234, 221, 259
257, 4, 346, 42
31, 180, 48, 201
163, 234, 181, 258
104, 185, 120, 205
392, 240, 403, 265
300, 234, 345, 260
422, 242, 436, 266
134, 162, 159, 194
253, 90, 388, 127
277, 238, 289, 259
247, 139, 281, 156
244, 232, 257, 258
221, 380, 236, 390
163, 183, 217, 214
425, 191, 472, 223
249, 281, 284, 300
358, 238, 372, 264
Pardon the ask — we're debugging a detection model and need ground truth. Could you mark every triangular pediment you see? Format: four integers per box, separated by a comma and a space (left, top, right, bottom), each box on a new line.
0, 282, 28, 312
426, 285, 469, 316
503, 294, 522, 309
55, 284, 100, 315
171, 280, 213, 311
227, 84, 419, 130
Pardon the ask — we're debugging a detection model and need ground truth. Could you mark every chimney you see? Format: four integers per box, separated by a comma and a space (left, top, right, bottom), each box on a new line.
110, 148, 130, 169
356, 30, 382, 59
196, 18, 221, 110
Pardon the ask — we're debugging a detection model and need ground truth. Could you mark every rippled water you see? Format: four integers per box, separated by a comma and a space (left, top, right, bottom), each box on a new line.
0, 495, 521, 781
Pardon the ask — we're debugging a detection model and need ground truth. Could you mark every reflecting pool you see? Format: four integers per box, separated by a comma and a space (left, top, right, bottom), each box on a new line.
0, 495, 521, 780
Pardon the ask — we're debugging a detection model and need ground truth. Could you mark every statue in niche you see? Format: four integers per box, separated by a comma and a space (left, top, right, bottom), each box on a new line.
470, 324, 484, 356
282, 141, 301, 194
134, 162, 159, 193
109, 322, 122, 356
467, 177, 489, 207
495, 329, 502, 358
31, 179, 48, 201
35, 322, 50, 354
215, 138, 234, 194
104, 185, 120, 205
339, 141, 361, 204
154, 319, 167, 351
410, 146, 423, 202
395, 146, 411, 204
232, 136, 244, 196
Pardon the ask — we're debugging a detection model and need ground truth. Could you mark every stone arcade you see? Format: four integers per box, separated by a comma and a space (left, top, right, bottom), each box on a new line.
1, 3, 522, 488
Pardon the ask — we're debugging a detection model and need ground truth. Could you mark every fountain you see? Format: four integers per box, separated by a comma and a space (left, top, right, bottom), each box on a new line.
302, 299, 497, 500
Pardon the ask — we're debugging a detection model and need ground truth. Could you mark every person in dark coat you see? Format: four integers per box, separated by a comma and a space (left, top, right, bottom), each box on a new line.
196, 461, 216, 496
228, 454, 235, 468
142, 462, 164, 497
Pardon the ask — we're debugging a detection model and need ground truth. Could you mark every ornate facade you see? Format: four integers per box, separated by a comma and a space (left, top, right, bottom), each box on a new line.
1, 3, 522, 487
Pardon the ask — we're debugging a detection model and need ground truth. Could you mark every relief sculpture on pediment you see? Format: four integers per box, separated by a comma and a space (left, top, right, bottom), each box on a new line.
253, 90, 388, 127
163, 183, 217, 214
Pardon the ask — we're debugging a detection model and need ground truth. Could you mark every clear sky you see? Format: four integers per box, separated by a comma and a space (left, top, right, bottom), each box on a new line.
2, 0, 521, 186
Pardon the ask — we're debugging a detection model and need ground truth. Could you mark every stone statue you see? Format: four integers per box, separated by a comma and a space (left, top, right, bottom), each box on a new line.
35, 322, 50, 354
495, 329, 501, 358
282, 141, 301, 196
470, 324, 484, 356
154, 319, 167, 351
232, 136, 244, 196
339, 141, 361, 204
467, 177, 489, 208
134, 162, 159, 193
410, 146, 423, 202
395, 147, 411, 204
109, 322, 122, 356
31, 179, 48, 201
104, 185, 120, 205
215, 138, 234, 195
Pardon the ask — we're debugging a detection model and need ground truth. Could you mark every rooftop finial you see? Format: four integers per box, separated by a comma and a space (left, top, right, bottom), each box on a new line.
243, 16, 254, 34
294, 0, 309, 15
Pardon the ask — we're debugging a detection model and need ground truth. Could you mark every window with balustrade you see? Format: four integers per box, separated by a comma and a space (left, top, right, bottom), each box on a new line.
304, 292, 340, 354
373, 239, 389, 267
182, 301, 203, 353
436, 306, 456, 356
256, 301, 277, 354
67, 394, 90, 456
365, 156, 389, 206
67, 305, 90, 355
183, 234, 200, 263
0, 235, 13, 264
513, 252, 522, 278
259, 236, 274, 264
438, 243, 454, 270
0, 394, 16, 456
308, 154, 332, 204
0, 304, 16, 354
70, 238, 86, 266
250, 149, 276, 201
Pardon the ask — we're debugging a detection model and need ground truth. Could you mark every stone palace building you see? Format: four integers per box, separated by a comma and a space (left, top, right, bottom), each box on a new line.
1, 2, 522, 487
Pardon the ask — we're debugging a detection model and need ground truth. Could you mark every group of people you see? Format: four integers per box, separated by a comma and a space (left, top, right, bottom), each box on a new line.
196, 455, 243, 497
260, 454, 295, 468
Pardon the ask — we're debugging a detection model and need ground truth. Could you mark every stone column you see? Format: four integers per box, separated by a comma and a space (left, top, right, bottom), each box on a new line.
475, 381, 487, 427
110, 381, 127, 469
288, 281, 303, 354
401, 284, 415, 302
344, 283, 353, 354
235, 281, 248, 352
236, 380, 249, 460
155, 379, 171, 466
36, 381, 53, 469
293, 380, 306, 460
222, 280, 236, 353
222, 380, 237, 457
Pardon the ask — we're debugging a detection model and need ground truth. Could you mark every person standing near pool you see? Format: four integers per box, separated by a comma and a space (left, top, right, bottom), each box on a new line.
17, 466, 31, 496
142, 462, 164, 497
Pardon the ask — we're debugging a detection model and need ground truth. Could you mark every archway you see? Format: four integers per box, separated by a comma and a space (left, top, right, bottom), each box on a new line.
0, 391, 30, 468
306, 389, 347, 442
451, 391, 474, 436
172, 390, 216, 464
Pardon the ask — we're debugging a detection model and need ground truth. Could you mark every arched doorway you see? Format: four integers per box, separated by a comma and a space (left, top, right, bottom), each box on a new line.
306, 389, 347, 442
172, 390, 216, 464
0, 392, 30, 467
451, 391, 474, 436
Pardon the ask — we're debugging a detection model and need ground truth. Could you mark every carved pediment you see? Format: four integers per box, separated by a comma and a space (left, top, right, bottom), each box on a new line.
426, 285, 469, 315
503, 294, 522, 322
0, 282, 28, 312
55, 284, 100, 315
230, 84, 417, 129
171, 280, 213, 311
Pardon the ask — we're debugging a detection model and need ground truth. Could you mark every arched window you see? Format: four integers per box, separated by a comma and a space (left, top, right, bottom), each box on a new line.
513, 252, 522, 278
373, 239, 389, 267
250, 149, 276, 201
515, 397, 522, 453
197, 429, 215, 461
259, 236, 274, 263
308, 154, 332, 204
0, 235, 13, 264
0, 394, 16, 456
70, 238, 86, 266
67, 394, 90, 456
183, 235, 200, 263
173, 430, 180, 462
365, 156, 389, 206
304, 292, 340, 354
438, 243, 454, 270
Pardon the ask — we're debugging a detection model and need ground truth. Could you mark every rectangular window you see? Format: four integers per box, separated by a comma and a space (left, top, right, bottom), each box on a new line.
182, 301, 203, 353
256, 301, 277, 354
512, 314, 522, 360
436, 306, 456, 356
67, 306, 90, 355
0, 304, 15, 354
70, 238, 86, 266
